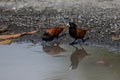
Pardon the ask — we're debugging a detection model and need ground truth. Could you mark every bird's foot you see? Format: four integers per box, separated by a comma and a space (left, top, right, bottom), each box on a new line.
82, 37, 90, 42
69, 42, 77, 45
82, 39, 85, 42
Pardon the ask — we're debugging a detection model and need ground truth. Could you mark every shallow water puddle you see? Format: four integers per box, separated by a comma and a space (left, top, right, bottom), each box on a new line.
0, 43, 120, 80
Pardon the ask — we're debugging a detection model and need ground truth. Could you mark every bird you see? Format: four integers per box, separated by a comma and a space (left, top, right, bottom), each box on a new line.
67, 22, 90, 45
42, 26, 67, 41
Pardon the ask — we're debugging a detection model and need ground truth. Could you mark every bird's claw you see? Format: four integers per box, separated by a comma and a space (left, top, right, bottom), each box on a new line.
69, 42, 77, 45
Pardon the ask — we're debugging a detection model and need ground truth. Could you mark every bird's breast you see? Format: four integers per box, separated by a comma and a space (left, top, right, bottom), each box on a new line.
69, 27, 77, 37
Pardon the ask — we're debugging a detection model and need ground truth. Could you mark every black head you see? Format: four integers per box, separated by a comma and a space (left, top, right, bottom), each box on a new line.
68, 22, 77, 28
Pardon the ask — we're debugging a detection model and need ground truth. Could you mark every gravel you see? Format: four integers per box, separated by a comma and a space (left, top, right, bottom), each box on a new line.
0, 2, 120, 50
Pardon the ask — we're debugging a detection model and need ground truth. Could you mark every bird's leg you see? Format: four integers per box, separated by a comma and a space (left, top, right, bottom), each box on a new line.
82, 38, 85, 42
54, 35, 59, 39
69, 39, 77, 45
82, 37, 90, 42
58, 33, 66, 38
85, 37, 90, 41
48, 37, 54, 41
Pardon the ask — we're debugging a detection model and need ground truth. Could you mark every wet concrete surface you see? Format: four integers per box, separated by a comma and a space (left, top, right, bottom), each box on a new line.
0, 43, 120, 80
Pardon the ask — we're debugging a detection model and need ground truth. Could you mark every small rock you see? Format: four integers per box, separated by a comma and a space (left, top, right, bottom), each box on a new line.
97, 60, 105, 64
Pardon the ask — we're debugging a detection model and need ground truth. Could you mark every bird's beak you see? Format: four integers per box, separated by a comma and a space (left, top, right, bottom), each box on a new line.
65, 22, 70, 27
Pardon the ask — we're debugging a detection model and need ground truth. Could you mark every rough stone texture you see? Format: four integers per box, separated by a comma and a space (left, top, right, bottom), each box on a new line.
0, 0, 120, 50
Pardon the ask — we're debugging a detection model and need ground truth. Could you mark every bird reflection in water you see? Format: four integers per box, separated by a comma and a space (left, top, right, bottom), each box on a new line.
69, 45, 89, 69
42, 43, 66, 56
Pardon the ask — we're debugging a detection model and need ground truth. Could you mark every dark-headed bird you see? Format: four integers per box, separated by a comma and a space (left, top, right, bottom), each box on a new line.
67, 22, 90, 45
42, 26, 67, 41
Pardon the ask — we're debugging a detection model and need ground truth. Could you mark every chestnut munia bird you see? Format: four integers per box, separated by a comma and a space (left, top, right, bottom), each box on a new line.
67, 22, 90, 45
42, 26, 67, 41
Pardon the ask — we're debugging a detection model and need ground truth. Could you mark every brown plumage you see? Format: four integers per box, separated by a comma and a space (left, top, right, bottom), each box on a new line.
42, 26, 67, 41
67, 22, 90, 45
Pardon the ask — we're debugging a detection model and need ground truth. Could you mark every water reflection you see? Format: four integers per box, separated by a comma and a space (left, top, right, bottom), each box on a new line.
0, 43, 120, 80
69, 45, 88, 69
42, 44, 66, 56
